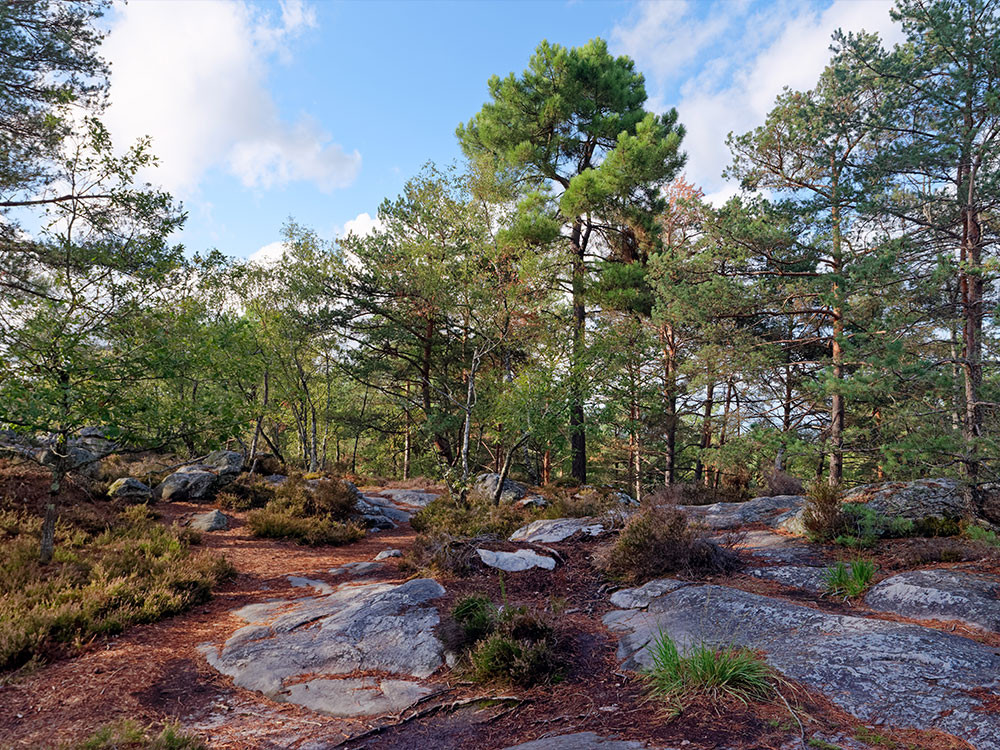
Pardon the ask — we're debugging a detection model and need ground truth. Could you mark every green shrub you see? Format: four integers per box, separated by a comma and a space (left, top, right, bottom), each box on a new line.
643, 630, 780, 716
245, 510, 363, 546
0, 506, 232, 673
216, 474, 275, 511
965, 524, 1000, 546
410, 494, 531, 538
270, 473, 357, 521
404, 532, 482, 576
73, 720, 205, 749
802, 481, 844, 542
468, 606, 560, 687
452, 594, 497, 642
597, 506, 739, 584
823, 559, 876, 598
541, 486, 622, 518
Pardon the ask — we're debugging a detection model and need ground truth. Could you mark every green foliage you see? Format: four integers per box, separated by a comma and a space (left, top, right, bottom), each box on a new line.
466, 604, 560, 688
965, 525, 1000, 547
245, 473, 362, 546
411, 494, 532, 538
245, 510, 363, 547
643, 630, 780, 716
451, 595, 498, 643
802, 482, 844, 542
73, 720, 206, 750
0, 505, 232, 673
597, 506, 739, 584
823, 559, 876, 598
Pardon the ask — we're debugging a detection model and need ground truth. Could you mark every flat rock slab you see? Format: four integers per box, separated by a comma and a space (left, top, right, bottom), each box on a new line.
503, 733, 671, 750
610, 578, 688, 609
744, 565, 828, 593
476, 548, 556, 572
376, 489, 439, 507
604, 584, 1000, 748
715, 529, 824, 565
678, 495, 805, 531
330, 561, 383, 577
509, 517, 605, 544
201, 578, 446, 718
865, 569, 1000, 632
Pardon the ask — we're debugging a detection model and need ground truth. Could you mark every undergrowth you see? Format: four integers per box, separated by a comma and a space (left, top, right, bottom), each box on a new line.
410, 493, 532, 537
70, 720, 206, 749
245, 473, 363, 546
643, 630, 781, 716
823, 559, 876, 598
0, 505, 233, 673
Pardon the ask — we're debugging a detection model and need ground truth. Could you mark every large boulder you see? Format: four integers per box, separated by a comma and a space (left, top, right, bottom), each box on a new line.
865, 569, 1000, 632
36, 446, 101, 479
201, 450, 244, 484
476, 548, 556, 572
70, 426, 116, 455
107, 477, 153, 504
200, 578, 446, 718
677, 494, 806, 531
605, 584, 1000, 747
474, 473, 527, 504
156, 465, 218, 502
845, 478, 970, 522
509, 517, 606, 544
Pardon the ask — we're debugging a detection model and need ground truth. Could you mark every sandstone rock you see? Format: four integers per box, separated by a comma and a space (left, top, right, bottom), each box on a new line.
845, 478, 970, 522
264, 474, 287, 486
678, 495, 805, 531
509, 517, 605, 544
107, 477, 152, 504
474, 473, 527, 504
330, 561, 383, 577
609, 578, 687, 609
201, 578, 446, 718
190, 509, 229, 532
202, 450, 244, 482
712, 529, 822, 565
287, 576, 334, 594
36, 446, 101, 478
476, 548, 556, 572
156, 466, 218, 502
865, 569, 1000, 632
377, 488, 439, 507
744, 565, 828, 593
605, 584, 1000, 747
517, 494, 548, 509
503, 733, 669, 750
375, 549, 401, 561
359, 495, 411, 524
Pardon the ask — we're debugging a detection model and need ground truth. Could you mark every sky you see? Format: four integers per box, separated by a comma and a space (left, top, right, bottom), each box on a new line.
99, 0, 905, 262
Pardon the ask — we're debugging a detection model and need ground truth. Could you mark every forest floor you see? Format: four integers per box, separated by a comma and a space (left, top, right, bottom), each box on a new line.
0, 481, 993, 750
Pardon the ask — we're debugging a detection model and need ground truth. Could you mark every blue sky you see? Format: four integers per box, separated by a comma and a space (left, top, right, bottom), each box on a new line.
100, 0, 903, 261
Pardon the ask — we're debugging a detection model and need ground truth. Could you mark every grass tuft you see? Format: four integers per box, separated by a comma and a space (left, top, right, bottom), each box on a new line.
72, 720, 205, 749
822, 558, 876, 598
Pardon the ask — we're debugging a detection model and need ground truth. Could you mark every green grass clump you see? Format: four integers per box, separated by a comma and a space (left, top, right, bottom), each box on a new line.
0, 505, 233, 674
643, 630, 780, 716
823, 559, 876, 598
451, 594, 497, 642
245, 510, 363, 546
965, 524, 1000, 546
73, 720, 205, 749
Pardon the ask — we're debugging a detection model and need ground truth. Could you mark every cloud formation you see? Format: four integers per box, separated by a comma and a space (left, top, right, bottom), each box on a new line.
613, 0, 903, 202
102, 0, 360, 195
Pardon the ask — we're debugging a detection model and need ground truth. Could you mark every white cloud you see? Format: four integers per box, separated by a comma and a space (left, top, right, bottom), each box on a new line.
101, 0, 359, 195
248, 240, 289, 265
613, 0, 905, 202
342, 212, 382, 239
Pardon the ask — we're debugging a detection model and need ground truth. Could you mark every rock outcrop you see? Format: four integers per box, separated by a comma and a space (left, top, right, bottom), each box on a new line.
155, 450, 244, 502
865, 569, 1000, 632
677, 495, 805, 531
474, 473, 527, 504
106, 477, 153, 504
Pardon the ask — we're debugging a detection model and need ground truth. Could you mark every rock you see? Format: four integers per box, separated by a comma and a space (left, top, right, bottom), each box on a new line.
71, 426, 116, 455
744, 565, 828, 593
509, 517, 605, 544
330, 561, 383, 577
714, 529, 823, 565
377, 488, 439, 507
190, 509, 229, 532
865, 569, 1000, 632
517, 494, 548, 509
575, 486, 638, 507
503, 733, 669, 750
609, 578, 687, 610
156, 466, 218, 502
678, 495, 805, 531
605, 584, 1000, 747
375, 549, 401, 561
201, 578, 446, 718
107, 477, 152, 504
263, 474, 287, 486
359, 495, 412, 523
36, 446, 101, 479
476, 548, 556, 572
474, 473, 527, 504
845, 479, 971, 523
202, 450, 244, 484
287, 576, 334, 594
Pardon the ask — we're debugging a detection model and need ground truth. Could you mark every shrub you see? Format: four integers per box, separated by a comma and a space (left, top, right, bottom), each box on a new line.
452, 594, 497, 642
410, 494, 531, 538
822, 559, 876, 598
597, 506, 739, 584
245, 510, 363, 546
541, 486, 624, 518
404, 532, 483, 576
645, 483, 747, 507
468, 606, 560, 688
216, 475, 275, 511
802, 481, 844, 542
762, 468, 804, 497
270, 474, 357, 521
0, 505, 232, 673
643, 630, 780, 716
74, 720, 206, 749
966, 524, 1000, 546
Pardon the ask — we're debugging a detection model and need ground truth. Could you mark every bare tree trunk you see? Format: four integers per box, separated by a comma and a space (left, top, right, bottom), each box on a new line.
569, 219, 588, 483
695, 376, 715, 485
493, 434, 530, 506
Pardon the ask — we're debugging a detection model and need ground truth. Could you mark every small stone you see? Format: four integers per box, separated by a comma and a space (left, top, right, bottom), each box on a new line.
107, 477, 152, 504
609, 578, 687, 609
375, 549, 401, 561
476, 548, 556, 572
189, 509, 229, 532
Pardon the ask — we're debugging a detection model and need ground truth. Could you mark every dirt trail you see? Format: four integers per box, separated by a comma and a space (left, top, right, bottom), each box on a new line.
0, 500, 419, 749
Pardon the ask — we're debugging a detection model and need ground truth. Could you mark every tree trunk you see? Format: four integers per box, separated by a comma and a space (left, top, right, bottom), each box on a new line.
828, 190, 845, 488
695, 377, 715, 485
569, 218, 587, 483
493, 434, 530, 506
661, 325, 678, 485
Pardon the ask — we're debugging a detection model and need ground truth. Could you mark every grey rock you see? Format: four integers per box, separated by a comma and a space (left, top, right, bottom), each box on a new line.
517, 494, 548, 509
359, 495, 412, 523
575, 486, 638, 507
201, 578, 446, 718
509, 517, 605, 544
375, 549, 401, 561
71, 426, 116, 455
202, 450, 244, 482
36, 446, 101, 478
678, 495, 805, 531
745, 565, 828, 593
476, 548, 556, 572
605, 584, 1000, 748
330, 561, 383, 577
190, 509, 229, 532
865, 569, 1000, 632
609, 578, 687, 609
474, 473, 527, 504
846, 478, 970, 522
107, 477, 153, 504
287, 576, 334, 594
376, 488, 439, 507
502, 733, 667, 750
263, 474, 287, 486
717, 529, 822, 565
156, 466, 218, 502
